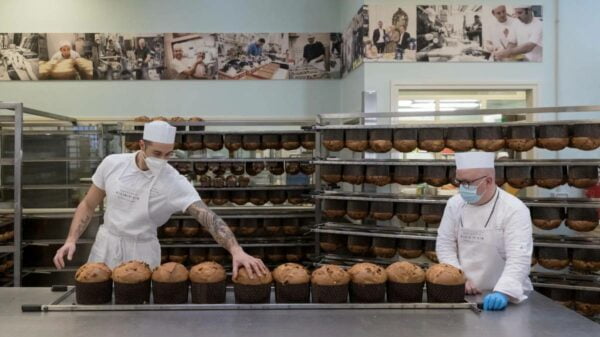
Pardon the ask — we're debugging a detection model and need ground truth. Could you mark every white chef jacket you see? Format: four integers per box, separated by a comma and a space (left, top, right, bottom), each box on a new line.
92, 153, 201, 239
170, 57, 194, 75
515, 17, 543, 62
436, 188, 533, 303
485, 17, 518, 51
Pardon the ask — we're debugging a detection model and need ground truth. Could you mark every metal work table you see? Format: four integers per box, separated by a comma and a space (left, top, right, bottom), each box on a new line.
0, 288, 597, 337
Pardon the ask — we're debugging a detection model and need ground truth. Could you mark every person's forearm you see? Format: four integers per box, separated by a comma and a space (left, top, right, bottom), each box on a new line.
65, 201, 95, 243
505, 42, 536, 57
187, 201, 241, 253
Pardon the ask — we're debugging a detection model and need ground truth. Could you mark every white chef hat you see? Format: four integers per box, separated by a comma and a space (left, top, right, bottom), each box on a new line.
455, 152, 495, 170
514, 5, 532, 9
58, 40, 72, 49
143, 121, 176, 144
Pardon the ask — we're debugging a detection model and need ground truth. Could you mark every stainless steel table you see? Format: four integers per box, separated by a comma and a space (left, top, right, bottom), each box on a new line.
0, 288, 597, 337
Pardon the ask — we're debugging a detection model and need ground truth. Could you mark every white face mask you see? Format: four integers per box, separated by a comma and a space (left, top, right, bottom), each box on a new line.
142, 150, 167, 175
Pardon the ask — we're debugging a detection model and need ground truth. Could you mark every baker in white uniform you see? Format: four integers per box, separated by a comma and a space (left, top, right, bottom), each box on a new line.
494, 5, 543, 62
53, 121, 268, 279
436, 152, 533, 311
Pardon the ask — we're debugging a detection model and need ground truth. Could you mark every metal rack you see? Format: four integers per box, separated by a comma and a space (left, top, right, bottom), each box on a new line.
0, 114, 317, 286
111, 118, 318, 277
312, 103, 600, 295
0, 102, 86, 286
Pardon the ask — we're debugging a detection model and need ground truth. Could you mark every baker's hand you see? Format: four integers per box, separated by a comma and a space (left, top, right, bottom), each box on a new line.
231, 246, 269, 280
483, 292, 508, 311
465, 279, 482, 295
494, 49, 510, 60
53, 241, 76, 270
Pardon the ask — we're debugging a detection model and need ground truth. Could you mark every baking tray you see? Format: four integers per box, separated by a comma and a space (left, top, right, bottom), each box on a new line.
22, 286, 481, 313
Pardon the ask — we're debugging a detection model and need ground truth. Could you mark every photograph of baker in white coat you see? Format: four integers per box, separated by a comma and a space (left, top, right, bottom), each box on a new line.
53, 121, 268, 279
482, 5, 543, 62
436, 152, 533, 311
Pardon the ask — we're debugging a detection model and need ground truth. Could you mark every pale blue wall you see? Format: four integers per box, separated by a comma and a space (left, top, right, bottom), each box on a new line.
0, 0, 343, 119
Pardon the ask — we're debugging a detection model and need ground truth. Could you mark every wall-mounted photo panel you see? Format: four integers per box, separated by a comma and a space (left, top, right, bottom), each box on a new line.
164, 33, 218, 80
289, 33, 342, 79
217, 33, 291, 80
341, 23, 354, 77
38, 33, 94, 80
93, 33, 165, 80
341, 5, 368, 76
0, 33, 43, 80
416, 5, 487, 62
365, 5, 417, 62
482, 5, 543, 62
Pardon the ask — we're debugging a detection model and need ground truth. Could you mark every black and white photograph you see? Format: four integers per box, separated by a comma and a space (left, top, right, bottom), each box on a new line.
163, 33, 218, 80
217, 33, 291, 80
0, 33, 43, 80
341, 5, 368, 75
364, 4, 417, 62
289, 33, 341, 79
482, 5, 543, 62
341, 21, 355, 77
92, 33, 165, 80
416, 5, 488, 62
38, 33, 94, 80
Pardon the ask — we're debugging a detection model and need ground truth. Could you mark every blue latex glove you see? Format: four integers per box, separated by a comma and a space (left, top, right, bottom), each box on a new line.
483, 292, 508, 311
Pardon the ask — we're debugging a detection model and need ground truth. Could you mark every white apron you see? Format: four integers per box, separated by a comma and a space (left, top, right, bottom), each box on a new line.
88, 157, 162, 269
457, 190, 506, 292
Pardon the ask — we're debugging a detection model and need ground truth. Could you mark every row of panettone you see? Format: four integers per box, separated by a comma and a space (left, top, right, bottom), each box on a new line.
322, 124, 600, 153
322, 199, 599, 232
320, 164, 598, 189
126, 116, 316, 152
74, 261, 467, 305
174, 161, 315, 178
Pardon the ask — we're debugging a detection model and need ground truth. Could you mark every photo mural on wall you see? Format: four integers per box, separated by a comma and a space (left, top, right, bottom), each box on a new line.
289, 33, 342, 79
363, 4, 417, 62
0, 33, 44, 80
341, 5, 369, 76
164, 33, 218, 80
0, 4, 543, 81
481, 5, 543, 62
415, 4, 542, 62
218, 33, 291, 80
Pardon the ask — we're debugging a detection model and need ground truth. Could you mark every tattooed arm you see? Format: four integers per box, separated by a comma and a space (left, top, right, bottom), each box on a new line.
187, 200, 268, 278
187, 200, 239, 252
53, 185, 106, 269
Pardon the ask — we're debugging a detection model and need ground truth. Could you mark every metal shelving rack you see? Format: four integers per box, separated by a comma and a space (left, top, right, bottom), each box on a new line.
0, 115, 317, 286
311, 103, 600, 295
110, 118, 317, 274
0, 101, 87, 287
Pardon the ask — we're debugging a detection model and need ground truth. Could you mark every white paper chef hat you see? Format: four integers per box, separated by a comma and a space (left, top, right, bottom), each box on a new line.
455, 152, 495, 170
143, 121, 176, 144
58, 40, 72, 49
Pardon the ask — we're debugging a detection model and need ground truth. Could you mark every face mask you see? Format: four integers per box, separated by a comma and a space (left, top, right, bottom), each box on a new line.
142, 149, 167, 175
459, 184, 482, 204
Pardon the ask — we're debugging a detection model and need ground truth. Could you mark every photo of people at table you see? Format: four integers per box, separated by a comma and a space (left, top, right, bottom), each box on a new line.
289, 33, 341, 79
416, 5, 487, 62
364, 5, 417, 62
217, 33, 291, 80
482, 5, 543, 62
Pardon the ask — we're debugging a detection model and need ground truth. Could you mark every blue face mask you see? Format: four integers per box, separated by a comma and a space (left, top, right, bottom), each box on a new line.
459, 184, 482, 204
